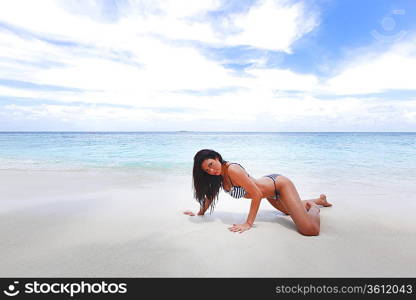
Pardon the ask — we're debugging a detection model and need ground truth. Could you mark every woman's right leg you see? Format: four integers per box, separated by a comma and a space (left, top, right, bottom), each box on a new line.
275, 176, 321, 236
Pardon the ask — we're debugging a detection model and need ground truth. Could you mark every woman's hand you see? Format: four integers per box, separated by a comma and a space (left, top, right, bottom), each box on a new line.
228, 223, 252, 233
183, 210, 196, 216
183, 210, 204, 216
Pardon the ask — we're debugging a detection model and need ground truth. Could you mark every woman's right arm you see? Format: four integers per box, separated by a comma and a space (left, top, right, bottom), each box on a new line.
184, 196, 212, 216
197, 197, 213, 215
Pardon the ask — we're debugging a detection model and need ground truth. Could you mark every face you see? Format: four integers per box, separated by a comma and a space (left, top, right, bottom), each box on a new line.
201, 157, 222, 176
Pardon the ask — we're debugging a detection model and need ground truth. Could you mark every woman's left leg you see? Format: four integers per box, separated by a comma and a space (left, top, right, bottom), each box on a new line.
275, 176, 321, 236
303, 194, 332, 208
267, 194, 332, 215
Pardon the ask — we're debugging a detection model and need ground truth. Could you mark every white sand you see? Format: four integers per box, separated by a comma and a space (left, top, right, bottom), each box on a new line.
1, 169, 415, 277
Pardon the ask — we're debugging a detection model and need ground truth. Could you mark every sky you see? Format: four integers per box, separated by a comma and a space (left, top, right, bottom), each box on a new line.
0, 0, 416, 132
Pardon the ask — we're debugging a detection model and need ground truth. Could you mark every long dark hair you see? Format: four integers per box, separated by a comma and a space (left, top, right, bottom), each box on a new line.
193, 149, 226, 214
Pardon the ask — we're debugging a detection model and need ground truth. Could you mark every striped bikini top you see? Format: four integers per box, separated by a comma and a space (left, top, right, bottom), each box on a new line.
224, 163, 250, 199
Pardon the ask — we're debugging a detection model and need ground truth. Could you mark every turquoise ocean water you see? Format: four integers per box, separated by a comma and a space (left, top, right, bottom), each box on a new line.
0, 132, 416, 204
0, 132, 415, 189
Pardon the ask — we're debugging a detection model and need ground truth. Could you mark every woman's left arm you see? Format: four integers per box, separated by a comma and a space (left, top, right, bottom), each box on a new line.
227, 165, 263, 233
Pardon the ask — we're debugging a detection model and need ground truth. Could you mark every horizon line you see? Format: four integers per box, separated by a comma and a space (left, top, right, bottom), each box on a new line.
0, 131, 415, 133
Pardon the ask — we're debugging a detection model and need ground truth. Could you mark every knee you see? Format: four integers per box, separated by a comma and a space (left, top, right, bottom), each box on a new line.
298, 224, 320, 236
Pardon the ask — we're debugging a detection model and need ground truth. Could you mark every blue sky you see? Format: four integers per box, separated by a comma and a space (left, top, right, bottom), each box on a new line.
0, 0, 416, 131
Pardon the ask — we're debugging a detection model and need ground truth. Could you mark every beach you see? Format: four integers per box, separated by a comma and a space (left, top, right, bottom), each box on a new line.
2, 0, 416, 282
1, 168, 415, 277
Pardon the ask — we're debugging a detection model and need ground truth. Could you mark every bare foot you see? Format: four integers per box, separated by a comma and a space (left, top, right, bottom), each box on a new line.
305, 201, 320, 212
316, 194, 332, 207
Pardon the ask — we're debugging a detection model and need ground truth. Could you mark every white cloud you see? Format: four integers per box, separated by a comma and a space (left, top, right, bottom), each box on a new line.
319, 33, 416, 95
0, 0, 320, 97
3, 94, 416, 131
246, 68, 319, 91
225, 0, 319, 52
0, 0, 415, 131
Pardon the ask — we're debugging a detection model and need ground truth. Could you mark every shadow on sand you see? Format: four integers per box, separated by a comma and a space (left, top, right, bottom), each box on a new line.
186, 210, 297, 232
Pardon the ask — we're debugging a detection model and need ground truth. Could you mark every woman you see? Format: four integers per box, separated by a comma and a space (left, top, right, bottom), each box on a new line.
184, 149, 332, 235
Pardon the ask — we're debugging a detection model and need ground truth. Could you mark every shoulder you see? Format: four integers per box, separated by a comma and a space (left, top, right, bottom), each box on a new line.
227, 163, 247, 177
226, 163, 260, 196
